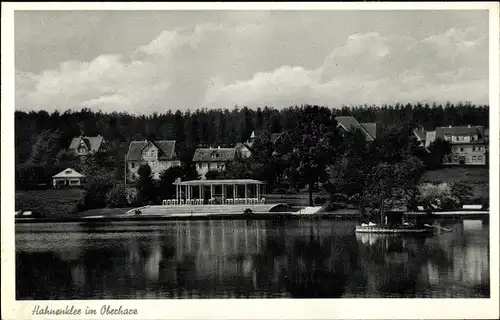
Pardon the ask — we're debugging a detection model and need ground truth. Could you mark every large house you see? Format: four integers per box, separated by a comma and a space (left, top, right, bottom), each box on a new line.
125, 139, 181, 181
68, 135, 107, 156
192, 147, 236, 179
335, 116, 377, 142
414, 125, 488, 165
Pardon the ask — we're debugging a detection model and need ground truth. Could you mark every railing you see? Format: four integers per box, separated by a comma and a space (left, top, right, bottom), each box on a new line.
161, 198, 266, 205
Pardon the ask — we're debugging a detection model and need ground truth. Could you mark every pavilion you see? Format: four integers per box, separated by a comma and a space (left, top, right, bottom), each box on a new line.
171, 179, 266, 205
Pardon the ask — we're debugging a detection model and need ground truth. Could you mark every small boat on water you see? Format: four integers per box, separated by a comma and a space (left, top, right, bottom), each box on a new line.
354, 203, 449, 235
354, 222, 434, 234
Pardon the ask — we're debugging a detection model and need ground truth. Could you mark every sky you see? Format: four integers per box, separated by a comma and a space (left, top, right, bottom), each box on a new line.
14, 10, 490, 114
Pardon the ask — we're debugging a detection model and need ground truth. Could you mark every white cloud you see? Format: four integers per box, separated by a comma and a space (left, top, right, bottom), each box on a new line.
15, 22, 489, 114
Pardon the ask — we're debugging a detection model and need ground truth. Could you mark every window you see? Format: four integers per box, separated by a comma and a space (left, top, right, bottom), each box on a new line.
198, 163, 202, 169
471, 135, 475, 141
460, 147, 464, 152
131, 162, 136, 169
472, 156, 477, 161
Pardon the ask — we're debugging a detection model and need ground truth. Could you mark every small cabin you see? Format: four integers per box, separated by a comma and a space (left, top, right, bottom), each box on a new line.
52, 168, 85, 188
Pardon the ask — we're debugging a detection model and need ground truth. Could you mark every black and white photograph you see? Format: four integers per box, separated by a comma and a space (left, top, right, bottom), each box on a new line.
2, 2, 499, 320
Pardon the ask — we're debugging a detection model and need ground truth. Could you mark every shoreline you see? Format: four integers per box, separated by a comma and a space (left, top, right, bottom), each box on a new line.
14, 212, 361, 224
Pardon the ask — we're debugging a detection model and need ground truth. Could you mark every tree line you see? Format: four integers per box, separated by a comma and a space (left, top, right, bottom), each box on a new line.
15, 103, 489, 211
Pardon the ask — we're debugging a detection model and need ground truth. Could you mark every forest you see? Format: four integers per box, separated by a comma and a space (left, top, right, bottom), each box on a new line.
15, 102, 489, 211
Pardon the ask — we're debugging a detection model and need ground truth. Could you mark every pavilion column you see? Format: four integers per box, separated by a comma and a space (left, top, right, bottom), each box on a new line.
244, 184, 248, 202
176, 184, 179, 201
199, 185, 203, 202
233, 184, 236, 200
257, 184, 260, 200
210, 184, 213, 200
222, 184, 226, 203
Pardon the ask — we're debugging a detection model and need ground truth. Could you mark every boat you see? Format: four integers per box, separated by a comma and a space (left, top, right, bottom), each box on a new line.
354, 222, 434, 234
355, 200, 438, 235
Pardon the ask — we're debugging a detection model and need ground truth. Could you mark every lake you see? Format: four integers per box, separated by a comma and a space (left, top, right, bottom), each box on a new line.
15, 219, 489, 299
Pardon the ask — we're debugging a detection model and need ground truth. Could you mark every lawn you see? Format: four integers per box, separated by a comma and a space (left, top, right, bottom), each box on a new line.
15, 189, 85, 218
420, 166, 489, 199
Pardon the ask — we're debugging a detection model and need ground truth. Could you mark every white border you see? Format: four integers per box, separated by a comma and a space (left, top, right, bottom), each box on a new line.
2, 2, 499, 320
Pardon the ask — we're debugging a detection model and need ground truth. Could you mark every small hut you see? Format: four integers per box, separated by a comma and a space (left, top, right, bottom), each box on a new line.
52, 168, 85, 188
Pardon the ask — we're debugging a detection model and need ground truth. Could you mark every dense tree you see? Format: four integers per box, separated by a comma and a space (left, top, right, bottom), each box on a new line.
276, 105, 342, 206
105, 183, 128, 208
14, 103, 489, 193
137, 164, 155, 204
426, 138, 452, 169
159, 166, 185, 199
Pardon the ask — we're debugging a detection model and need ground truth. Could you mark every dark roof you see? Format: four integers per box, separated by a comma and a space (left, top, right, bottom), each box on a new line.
126, 140, 177, 161
192, 148, 236, 162
360, 123, 377, 139
68, 135, 105, 152
335, 116, 376, 141
435, 126, 486, 143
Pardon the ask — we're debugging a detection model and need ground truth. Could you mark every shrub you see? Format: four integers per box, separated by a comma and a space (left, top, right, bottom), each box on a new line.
106, 184, 128, 208
79, 179, 113, 211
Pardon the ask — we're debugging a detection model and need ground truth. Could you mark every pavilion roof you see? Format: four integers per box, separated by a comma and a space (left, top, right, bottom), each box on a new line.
174, 179, 265, 186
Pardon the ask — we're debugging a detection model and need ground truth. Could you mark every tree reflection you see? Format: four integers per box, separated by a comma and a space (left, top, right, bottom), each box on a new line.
16, 220, 489, 299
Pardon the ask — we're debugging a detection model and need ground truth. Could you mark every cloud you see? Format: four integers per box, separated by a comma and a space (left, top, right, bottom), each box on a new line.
15, 22, 489, 114
208, 27, 488, 108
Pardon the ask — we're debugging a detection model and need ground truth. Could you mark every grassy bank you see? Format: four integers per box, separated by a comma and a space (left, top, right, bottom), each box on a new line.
15, 189, 131, 218
15, 189, 85, 218
420, 166, 489, 199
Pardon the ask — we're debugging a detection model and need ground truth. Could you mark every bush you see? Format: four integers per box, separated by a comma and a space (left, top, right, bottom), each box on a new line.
314, 191, 330, 205
106, 184, 128, 208
79, 179, 113, 211
205, 170, 223, 180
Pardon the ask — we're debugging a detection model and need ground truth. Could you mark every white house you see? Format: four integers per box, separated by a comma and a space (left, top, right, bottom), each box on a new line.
52, 168, 85, 188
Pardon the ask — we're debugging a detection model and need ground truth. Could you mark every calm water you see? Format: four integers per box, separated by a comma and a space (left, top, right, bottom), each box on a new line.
16, 219, 489, 299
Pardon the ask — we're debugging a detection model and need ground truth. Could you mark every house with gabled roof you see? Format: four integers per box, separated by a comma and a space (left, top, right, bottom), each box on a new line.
68, 135, 107, 156
335, 116, 377, 142
193, 147, 237, 179
52, 168, 85, 188
414, 125, 488, 165
125, 139, 181, 181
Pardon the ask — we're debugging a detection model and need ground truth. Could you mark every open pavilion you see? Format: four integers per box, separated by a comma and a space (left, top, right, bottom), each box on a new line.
171, 179, 266, 205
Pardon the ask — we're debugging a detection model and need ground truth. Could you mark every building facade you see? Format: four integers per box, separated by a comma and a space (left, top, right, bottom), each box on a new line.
68, 135, 107, 156
414, 125, 488, 166
125, 140, 181, 181
192, 147, 236, 179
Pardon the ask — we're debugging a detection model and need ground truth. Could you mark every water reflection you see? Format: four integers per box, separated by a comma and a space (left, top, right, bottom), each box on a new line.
16, 219, 489, 299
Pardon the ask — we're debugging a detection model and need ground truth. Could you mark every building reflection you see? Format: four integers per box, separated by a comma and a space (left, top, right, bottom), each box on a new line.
15, 219, 490, 299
